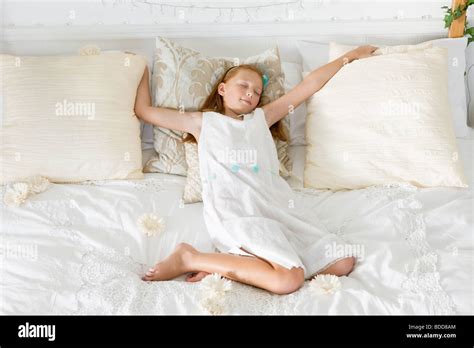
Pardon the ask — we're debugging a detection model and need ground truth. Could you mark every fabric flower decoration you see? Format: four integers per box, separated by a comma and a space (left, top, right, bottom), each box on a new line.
137, 213, 166, 237
3, 176, 51, 207
199, 273, 232, 315
26, 175, 50, 194
310, 274, 341, 295
4, 183, 29, 207
200, 273, 232, 297
78, 44, 101, 56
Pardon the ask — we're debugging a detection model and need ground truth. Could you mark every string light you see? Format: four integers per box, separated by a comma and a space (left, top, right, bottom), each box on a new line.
129, 0, 304, 23
5, 1, 443, 28
135, 0, 302, 11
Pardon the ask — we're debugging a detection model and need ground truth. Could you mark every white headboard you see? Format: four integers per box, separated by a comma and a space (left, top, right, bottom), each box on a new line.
2, 20, 473, 128
2, 19, 447, 59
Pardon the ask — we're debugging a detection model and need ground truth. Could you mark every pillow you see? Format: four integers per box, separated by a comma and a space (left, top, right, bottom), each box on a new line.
0, 52, 146, 185
328, 41, 433, 61
145, 37, 291, 178
304, 46, 468, 190
182, 141, 202, 204
281, 61, 307, 145
326, 38, 469, 138
295, 40, 330, 73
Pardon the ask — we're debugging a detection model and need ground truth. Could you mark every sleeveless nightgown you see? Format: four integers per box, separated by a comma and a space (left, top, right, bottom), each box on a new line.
198, 107, 350, 279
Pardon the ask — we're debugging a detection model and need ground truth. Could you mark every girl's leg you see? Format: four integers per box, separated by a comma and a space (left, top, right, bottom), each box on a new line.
142, 243, 305, 295
318, 257, 356, 277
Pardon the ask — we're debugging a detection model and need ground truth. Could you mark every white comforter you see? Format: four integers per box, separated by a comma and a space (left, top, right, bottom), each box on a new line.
1, 136, 473, 315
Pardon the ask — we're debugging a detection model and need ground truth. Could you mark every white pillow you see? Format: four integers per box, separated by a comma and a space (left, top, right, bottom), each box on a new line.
304, 46, 468, 190
327, 38, 469, 138
281, 61, 307, 145
295, 40, 330, 72
1, 52, 147, 184
279, 41, 330, 145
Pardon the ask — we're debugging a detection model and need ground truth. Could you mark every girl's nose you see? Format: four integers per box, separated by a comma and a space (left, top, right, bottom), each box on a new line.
247, 91, 252, 98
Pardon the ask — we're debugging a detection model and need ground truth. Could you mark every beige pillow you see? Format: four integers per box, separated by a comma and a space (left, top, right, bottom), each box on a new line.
145, 37, 292, 181
329, 39, 470, 139
304, 46, 468, 190
328, 41, 434, 61
1, 52, 146, 185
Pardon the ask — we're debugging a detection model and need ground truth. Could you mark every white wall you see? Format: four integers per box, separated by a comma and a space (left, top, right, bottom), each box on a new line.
1, 0, 460, 26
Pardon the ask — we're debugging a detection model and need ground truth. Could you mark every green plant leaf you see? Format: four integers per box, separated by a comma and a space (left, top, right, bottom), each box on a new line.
454, 7, 463, 18
444, 14, 454, 28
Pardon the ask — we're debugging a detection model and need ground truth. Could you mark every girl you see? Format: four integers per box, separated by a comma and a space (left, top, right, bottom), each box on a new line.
135, 45, 377, 295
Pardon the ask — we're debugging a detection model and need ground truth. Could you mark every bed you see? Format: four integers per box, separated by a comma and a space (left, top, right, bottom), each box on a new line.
1, 21, 473, 315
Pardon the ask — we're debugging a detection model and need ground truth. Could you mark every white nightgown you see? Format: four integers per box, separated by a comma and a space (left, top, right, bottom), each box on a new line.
198, 107, 350, 279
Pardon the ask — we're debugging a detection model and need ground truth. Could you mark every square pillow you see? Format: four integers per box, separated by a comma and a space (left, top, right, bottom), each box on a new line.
304, 46, 468, 190
326, 38, 469, 138
144, 37, 291, 178
297, 39, 469, 138
1, 52, 146, 184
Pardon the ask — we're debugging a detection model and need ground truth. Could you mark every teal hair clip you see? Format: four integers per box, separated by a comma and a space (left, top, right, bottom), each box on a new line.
262, 73, 269, 88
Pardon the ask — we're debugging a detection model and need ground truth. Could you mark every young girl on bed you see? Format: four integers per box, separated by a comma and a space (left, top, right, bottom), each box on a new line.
135, 44, 377, 295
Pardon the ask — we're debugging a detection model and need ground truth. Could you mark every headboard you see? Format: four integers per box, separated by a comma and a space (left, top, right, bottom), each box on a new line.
2, 19, 473, 130
2, 19, 448, 60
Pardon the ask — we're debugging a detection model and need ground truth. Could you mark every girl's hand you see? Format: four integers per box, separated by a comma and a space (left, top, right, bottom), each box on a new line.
351, 45, 378, 60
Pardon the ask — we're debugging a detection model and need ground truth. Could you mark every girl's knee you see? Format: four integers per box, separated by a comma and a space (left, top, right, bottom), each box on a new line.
329, 257, 355, 276
270, 267, 304, 295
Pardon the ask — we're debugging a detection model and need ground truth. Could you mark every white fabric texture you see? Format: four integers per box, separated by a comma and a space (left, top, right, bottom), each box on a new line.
304, 46, 468, 190
0, 52, 146, 185
281, 61, 307, 145
198, 108, 350, 279
1, 169, 472, 315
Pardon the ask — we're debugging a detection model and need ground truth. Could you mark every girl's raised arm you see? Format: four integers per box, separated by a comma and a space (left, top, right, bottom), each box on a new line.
262, 45, 377, 127
134, 66, 202, 138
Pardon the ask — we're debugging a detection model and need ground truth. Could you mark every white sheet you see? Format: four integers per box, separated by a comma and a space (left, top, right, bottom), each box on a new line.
1, 138, 473, 314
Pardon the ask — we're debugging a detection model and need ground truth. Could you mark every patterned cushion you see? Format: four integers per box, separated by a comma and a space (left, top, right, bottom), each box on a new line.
144, 37, 292, 203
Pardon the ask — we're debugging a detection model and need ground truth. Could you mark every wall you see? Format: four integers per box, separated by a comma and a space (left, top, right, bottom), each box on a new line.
1, 0, 461, 26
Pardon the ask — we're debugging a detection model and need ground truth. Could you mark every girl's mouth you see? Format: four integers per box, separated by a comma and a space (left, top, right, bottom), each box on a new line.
240, 99, 251, 105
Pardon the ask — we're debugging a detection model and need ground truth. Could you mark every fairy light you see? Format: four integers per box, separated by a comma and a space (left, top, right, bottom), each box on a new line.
5, 1, 446, 28
129, 0, 304, 23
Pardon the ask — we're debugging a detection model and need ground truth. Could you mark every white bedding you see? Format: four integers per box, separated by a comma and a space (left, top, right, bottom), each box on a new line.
1, 135, 473, 315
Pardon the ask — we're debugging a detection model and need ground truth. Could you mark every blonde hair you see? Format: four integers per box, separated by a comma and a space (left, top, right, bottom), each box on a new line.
183, 64, 288, 143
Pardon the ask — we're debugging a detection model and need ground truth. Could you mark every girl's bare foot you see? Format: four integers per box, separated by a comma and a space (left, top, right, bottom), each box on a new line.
142, 243, 197, 281
185, 271, 210, 282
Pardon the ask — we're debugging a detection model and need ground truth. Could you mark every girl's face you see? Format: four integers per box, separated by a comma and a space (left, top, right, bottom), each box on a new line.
218, 69, 263, 115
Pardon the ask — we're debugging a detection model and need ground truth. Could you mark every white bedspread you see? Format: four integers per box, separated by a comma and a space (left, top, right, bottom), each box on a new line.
1, 136, 473, 315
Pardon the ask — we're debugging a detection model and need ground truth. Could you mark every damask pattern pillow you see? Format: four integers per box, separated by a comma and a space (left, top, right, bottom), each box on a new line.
144, 37, 292, 182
